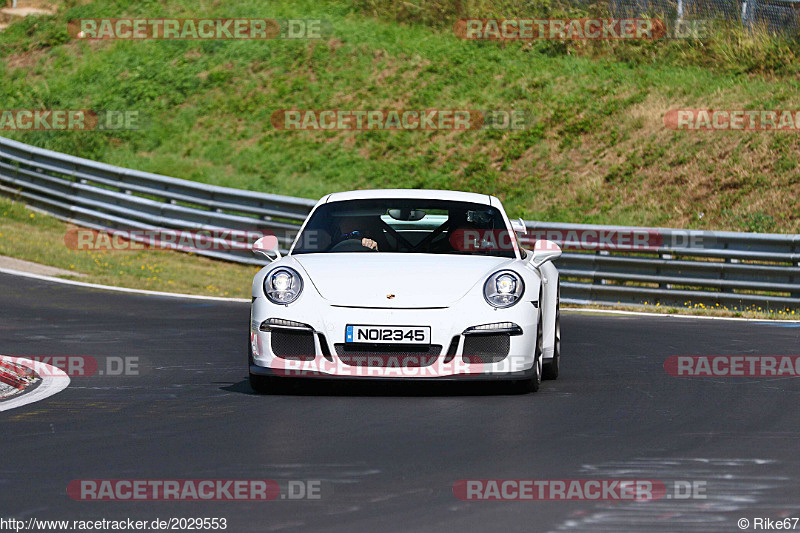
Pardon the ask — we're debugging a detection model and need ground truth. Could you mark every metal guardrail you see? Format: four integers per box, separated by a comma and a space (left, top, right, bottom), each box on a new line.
521, 221, 800, 310
0, 137, 315, 265
1, 136, 799, 310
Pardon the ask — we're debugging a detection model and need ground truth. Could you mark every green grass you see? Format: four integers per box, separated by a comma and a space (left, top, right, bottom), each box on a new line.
564, 303, 800, 319
0, 196, 259, 298
0, 0, 798, 233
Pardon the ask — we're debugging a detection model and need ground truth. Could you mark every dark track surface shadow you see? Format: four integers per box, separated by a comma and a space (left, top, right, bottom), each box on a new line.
220, 377, 530, 396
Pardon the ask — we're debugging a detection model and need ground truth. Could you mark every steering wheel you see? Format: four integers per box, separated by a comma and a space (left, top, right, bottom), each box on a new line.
329, 238, 378, 252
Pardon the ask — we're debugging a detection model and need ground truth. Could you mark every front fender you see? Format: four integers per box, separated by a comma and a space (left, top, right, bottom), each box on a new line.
535, 260, 559, 360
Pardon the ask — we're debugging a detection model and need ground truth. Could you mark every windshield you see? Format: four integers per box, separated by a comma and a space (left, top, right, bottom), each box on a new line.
292, 198, 517, 258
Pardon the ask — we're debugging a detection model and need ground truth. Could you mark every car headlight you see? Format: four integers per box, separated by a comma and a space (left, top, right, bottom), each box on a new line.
483, 270, 524, 308
264, 267, 303, 305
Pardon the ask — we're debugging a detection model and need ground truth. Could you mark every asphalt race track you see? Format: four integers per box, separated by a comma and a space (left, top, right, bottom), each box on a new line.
2, 270, 800, 532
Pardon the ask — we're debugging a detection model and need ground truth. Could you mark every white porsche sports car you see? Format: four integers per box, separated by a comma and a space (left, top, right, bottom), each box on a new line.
249, 189, 561, 393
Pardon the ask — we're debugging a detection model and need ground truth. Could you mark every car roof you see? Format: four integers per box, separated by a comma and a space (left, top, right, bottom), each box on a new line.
323, 189, 497, 206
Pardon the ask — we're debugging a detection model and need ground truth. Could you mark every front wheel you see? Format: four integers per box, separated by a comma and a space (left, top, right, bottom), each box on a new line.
543, 291, 560, 380
513, 310, 543, 394
249, 338, 289, 394
249, 372, 274, 394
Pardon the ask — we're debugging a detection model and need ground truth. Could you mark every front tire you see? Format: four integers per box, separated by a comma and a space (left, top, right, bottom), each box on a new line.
249, 337, 288, 394
543, 288, 560, 380
249, 372, 275, 394
513, 309, 543, 394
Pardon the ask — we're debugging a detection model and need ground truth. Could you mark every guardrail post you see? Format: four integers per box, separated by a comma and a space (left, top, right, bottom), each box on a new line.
593, 250, 609, 286
721, 242, 738, 293
657, 251, 672, 290
793, 241, 800, 297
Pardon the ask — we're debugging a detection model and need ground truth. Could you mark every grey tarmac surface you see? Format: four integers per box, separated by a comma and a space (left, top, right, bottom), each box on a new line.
1, 271, 799, 532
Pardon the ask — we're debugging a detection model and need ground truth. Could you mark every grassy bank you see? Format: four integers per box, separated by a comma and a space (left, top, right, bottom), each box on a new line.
0, 0, 798, 233
0, 196, 259, 298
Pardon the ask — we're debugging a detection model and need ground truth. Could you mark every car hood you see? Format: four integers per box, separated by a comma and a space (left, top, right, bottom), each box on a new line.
292, 253, 511, 308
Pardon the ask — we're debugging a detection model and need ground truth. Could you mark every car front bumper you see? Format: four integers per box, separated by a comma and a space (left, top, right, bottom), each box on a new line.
250, 291, 539, 380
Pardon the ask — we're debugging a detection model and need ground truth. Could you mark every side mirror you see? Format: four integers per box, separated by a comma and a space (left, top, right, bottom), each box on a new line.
530, 239, 561, 268
252, 235, 281, 261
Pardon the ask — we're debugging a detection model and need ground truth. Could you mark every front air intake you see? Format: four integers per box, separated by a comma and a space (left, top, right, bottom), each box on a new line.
462, 334, 510, 364
271, 330, 316, 361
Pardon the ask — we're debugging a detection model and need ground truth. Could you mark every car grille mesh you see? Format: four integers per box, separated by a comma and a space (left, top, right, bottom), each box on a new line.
462, 334, 510, 364
334, 344, 442, 367
271, 330, 316, 361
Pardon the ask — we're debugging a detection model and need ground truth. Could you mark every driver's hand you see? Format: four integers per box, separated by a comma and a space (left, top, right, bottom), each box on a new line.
361, 238, 378, 251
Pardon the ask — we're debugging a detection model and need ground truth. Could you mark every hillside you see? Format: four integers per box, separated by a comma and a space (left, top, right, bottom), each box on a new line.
1, 0, 799, 232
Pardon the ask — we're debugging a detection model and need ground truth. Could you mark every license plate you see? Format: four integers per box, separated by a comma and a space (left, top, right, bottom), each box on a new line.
345, 325, 430, 344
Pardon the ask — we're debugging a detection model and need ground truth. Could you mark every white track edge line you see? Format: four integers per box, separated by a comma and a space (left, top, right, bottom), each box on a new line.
0, 267, 250, 302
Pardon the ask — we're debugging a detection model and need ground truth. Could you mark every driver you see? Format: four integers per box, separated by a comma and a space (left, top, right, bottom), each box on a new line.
446, 208, 499, 252
337, 217, 380, 251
